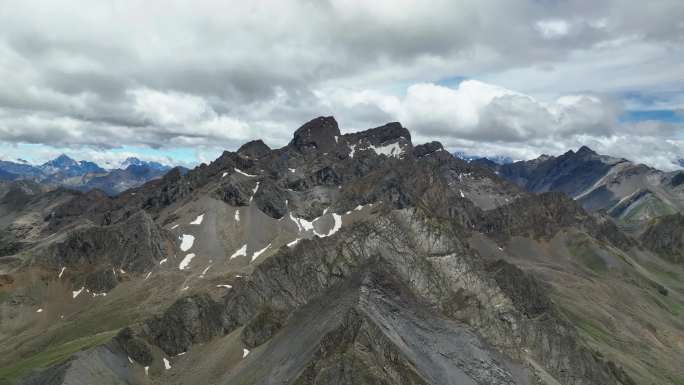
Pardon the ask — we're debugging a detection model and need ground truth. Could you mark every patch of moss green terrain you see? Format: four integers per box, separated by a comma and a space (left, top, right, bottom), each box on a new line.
0, 287, 151, 384
619, 194, 676, 224
551, 233, 684, 385
566, 234, 608, 273
0, 330, 117, 385
557, 296, 684, 385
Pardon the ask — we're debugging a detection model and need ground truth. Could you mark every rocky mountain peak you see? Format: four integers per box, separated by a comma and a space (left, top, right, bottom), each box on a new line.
43, 154, 78, 168
576, 145, 597, 156
238, 139, 271, 159
413, 141, 444, 157
351, 121, 411, 144
289, 116, 340, 153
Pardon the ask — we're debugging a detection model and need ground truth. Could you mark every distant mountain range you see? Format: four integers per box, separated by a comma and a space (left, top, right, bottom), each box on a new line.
473, 146, 684, 229
453, 151, 514, 165
0, 155, 183, 195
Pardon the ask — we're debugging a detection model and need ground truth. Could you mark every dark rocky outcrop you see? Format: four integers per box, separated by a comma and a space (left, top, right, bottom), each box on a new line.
344, 121, 411, 146
214, 182, 251, 207
414, 141, 444, 158
142, 293, 229, 355
240, 305, 288, 349
486, 259, 551, 317
289, 116, 341, 154
84, 269, 119, 293
478, 191, 635, 250
114, 327, 153, 366
671, 172, 684, 187
253, 179, 288, 219
44, 210, 169, 272
238, 139, 271, 159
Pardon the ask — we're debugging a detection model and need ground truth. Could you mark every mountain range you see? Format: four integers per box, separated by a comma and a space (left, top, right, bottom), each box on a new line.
0, 156, 181, 196
0, 117, 682, 385
472, 147, 684, 231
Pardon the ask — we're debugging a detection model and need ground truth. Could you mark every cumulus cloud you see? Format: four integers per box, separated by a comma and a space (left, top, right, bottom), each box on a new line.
324, 80, 683, 169
327, 80, 618, 141
0, 0, 682, 168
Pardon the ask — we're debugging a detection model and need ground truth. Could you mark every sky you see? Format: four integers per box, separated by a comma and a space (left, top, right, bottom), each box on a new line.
0, 0, 683, 170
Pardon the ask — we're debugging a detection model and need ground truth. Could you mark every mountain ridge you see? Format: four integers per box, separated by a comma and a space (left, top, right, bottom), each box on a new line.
476, 146, 684, 229
0, 154, 180, 196
0, 116, 682, 385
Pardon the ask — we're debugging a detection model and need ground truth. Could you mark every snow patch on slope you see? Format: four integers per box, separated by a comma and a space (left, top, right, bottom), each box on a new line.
235, 168, 257, 177
72, 287, 84, 298
189, 213, 204, 225
230, 244, 247, 260
250, 181, 260, 202
179, 234, 195, 251
179, 253, 196, 270
251, 243, 271, 262
370, 141, 404, 158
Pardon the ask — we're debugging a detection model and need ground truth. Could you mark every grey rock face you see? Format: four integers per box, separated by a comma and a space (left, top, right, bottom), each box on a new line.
125, 207, 629, 385
16, 357, 71, 385
17, 345, 136, 385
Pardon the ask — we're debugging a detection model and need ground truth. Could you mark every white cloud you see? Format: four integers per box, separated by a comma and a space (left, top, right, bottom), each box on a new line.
535, 19, 571, 39
328, 80, 617, 142
323, 80, 683, 169
0, 0, 682, 169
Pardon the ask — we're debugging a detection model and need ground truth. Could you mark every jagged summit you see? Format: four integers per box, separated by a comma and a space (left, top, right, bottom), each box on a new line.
285, 117, 414, 158
289, 116, 341, 153
345, 121, 411, 144
238, 139, 271, 158
42, 154, 78, 168
576, 145, 597, 156
414, 141, 444, 157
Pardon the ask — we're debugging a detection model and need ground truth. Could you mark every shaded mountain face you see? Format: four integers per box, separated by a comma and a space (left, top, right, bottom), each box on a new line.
478, 147, 684, 229
0, 117, 682, 385
0, 155, 177, 196
640, 213, 684, 264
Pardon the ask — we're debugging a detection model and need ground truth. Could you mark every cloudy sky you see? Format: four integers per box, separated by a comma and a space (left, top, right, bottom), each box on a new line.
1, 0, 683, 169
